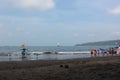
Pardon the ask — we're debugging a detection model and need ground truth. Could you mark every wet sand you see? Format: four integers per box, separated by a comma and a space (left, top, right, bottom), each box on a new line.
0, 56, 120, 80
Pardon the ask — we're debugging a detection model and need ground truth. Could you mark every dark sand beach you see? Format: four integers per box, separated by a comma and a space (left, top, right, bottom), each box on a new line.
0, 56, 120, 80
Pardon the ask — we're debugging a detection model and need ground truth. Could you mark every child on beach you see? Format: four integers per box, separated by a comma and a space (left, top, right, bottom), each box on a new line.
20, 44, 27, 58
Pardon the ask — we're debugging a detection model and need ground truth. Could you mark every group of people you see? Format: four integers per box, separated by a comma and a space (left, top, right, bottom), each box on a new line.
91, 45, 120, 56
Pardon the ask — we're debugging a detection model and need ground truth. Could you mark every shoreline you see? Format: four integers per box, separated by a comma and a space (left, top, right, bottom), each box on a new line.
0, 56, 120, 80
0, 51, 114, 62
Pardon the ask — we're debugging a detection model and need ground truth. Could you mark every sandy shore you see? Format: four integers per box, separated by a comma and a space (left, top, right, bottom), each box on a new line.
0, 56, 120, 80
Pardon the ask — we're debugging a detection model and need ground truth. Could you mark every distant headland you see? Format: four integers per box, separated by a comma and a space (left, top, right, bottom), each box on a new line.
75, 40, 120, 46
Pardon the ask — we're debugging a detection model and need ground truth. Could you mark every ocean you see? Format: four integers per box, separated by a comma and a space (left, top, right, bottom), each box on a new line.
0, 45, 116, 61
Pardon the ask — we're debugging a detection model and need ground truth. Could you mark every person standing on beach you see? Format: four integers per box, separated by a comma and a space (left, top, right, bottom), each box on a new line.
116, 45, 120, 55
20, 44, 27, 58
91, 50, 93, 56
91, 50, 97, 56
93, 50, 97, 56
97, 50, 100, 56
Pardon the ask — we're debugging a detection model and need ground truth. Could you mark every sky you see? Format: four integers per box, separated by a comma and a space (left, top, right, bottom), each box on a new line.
0, 0, 120, 46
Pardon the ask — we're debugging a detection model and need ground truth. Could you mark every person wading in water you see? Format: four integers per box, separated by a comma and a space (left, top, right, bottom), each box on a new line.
20, 44, 27, 58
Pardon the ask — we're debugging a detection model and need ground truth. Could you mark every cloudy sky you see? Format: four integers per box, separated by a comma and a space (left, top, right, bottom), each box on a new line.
0, 0, 120, 46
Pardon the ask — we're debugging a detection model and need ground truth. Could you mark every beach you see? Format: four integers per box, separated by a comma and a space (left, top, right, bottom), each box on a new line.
0, 56, 120, 80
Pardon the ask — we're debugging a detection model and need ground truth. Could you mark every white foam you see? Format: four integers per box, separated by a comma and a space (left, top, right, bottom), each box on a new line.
11, 51, 90, 55
30, 51, 44, 55
57, 51, 90, 54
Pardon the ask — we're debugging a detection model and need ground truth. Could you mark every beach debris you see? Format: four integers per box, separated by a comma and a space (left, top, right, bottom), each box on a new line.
64, 65, 69, 69
59, 64, 69, 69
60, 65, 63, 67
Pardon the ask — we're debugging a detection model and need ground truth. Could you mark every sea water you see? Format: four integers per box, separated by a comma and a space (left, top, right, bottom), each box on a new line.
0, 46, 116, 61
